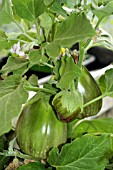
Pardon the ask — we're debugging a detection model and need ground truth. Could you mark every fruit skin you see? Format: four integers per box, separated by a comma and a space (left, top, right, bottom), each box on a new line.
52, 90, 81, 123
52, 66, 102, 122
77, 66, 102, 118
16, 93, 67, 160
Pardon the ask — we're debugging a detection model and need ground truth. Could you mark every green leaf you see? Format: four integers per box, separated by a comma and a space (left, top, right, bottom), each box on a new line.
28, 74, 38, 87
0, 76, 28, 136
0, 30, 7, 39
98, 68, 113, 97
48, 134, 113, 170
0, 30, 18, 50
43, 0, 53, 6
50, 2, 67, 18
46, 13, 95, 58
39, 12, 52, 39
0, 0, 14, 25
88, 29, 113, 51
12, 0, 46, 22
0, 75, 21, 98
72, 118, 113, 138
39, 12, 52, 29
46, 42, 61, 59
88, 1, 113, 20
17, 162, 48, 170
64, 0, 81, 8
29, 49, 43, 65
56, 56, 81, 90
1, 56, 29, 78
0, 39, 17, 51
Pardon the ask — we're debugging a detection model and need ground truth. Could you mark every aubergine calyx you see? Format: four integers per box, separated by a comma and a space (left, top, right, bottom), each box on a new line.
16, 92, 67, 160
52, 90, 83, 122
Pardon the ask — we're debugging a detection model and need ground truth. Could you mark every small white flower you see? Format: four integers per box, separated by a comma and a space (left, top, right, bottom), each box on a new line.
9, 42, 27, 58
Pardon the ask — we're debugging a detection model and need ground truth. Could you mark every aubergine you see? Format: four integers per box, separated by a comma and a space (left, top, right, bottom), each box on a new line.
52, 66, 102, 122
76, 66, 102, 118
16, 92, 67, 159
52, 90, 82, 122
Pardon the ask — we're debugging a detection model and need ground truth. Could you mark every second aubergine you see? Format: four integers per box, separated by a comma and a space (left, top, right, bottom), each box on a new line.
77, 66, 102, 118
52, 66, 102, 122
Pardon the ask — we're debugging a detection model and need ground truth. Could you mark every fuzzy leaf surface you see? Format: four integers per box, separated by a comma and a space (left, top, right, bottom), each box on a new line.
0, 0, 14, 25
50, 2, 67, 18
88, 1, 113, 20
0, 75, 28, 136
12, 0, 46, 22
72, 118, 113, 138
48, 134, 113, 170
1, 56, 29, 78
46, 13, 95, 58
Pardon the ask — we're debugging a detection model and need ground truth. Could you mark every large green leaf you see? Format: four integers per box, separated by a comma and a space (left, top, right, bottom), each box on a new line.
1, 56, 29, 78
72, 118, 113, 138
12, 0, 46, 22
46, 13, 95, 58
88, 1, 113, 20
0, 0, 14, 25
0, 75, 28, 136
0, 40, 17, 51
0, 75, 21, 98
48, 134, 113, 170
28, 49, 42, 64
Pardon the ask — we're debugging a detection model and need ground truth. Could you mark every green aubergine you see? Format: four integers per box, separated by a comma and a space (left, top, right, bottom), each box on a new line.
52, 66, 102, 122
76, 66, 102, 118
16, 92, 67, 160
52, 90, 82, 122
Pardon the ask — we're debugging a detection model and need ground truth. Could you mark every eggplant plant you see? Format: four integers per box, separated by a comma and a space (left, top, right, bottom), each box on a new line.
1, 0, 113, 169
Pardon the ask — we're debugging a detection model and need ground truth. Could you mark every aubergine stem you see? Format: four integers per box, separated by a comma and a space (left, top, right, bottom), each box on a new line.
24, 85, 56, 95
83, 91, 113, 108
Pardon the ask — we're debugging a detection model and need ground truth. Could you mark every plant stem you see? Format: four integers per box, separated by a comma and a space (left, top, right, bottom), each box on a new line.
13, 19, 37, 42
40, 61, 54, 68
23, 32, 37, 42
83, 94, 104, 108
25, 85, 56, 95
72, 119, 88, 135
83, 91, 113, 108
34, 18, 41, 43
78, 41, 85, 68
95, 18, 103, 30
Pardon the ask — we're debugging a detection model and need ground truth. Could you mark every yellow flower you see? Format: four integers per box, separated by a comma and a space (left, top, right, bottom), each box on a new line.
60, 48, 66, 55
